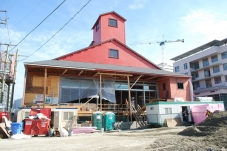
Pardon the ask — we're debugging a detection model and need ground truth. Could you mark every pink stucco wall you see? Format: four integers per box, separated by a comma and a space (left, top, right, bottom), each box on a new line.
191, 104, 224, 124
58, 40, 158, 69
93, 13, 126, 45
158, 77, 191, 101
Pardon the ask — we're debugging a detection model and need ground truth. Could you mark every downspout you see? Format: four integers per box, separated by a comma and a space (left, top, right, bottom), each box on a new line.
188, 80, 194, 101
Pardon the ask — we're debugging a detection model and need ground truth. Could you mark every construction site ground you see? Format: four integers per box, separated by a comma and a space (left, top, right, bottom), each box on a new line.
0, 126, 226, 151
1, 110, 227, 150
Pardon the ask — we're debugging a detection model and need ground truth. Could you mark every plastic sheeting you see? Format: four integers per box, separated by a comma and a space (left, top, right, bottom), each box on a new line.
60, 77, 116, 103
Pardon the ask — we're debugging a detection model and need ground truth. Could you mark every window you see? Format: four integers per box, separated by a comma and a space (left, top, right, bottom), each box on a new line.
96, 22, 100, 31
175, 66, 179, 72
225, 75, 227, 82
63, 112, 73, 120
109, 49, 119, 58
184, 63, 188, 69
193, 81, 200, 88
205, 79, 212, 88
211, 55, 218, 63
25, 112, 30, 118
223, 63, 227, 71
164, 108, 172, 114
194, 62, 199, 69
185, 72, 188, 75
109, 19, 117, 27
163, 83, 166, 90
192, 72, 199, 80
214, 77, 222, 84
213, 66, 220, 73
204, 69, 211, 77
203, 59, 209, 67
221, 51, 227, 60
177, 83, 184, 89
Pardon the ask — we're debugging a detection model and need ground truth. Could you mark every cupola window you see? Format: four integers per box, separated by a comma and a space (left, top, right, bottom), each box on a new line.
109, 19, 117, 27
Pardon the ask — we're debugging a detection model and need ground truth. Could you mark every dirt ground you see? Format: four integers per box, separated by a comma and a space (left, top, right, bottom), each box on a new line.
0, 127, 225, 151
1, 111, 227, 151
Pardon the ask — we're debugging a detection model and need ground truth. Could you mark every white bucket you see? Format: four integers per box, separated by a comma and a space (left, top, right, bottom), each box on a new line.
101, 128, 104, 133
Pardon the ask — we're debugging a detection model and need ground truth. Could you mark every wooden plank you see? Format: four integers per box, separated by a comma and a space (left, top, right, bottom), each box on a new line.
100, 74, 102, 111
127, 76, 132, 122
99, 73, 133, 76
43, 68, 47, 108
0, 123, 10, 138
130, 75, 143, 89
78, 70, 83, 76
62, 69, 67, 75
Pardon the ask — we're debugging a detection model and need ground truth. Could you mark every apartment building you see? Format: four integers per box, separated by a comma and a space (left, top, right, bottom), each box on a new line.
171, 38, 227, 102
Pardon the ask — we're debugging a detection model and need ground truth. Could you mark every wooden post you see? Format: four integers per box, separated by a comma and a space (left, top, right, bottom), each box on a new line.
43, 68, 47, 108
22, 67, 27, 107
99, 74, 102, 111
127, 76, 132, 122
58, 82, 60, 108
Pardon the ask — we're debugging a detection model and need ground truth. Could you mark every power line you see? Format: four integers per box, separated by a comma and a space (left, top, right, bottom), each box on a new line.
7, 0, 20, 11
5, 12, 11, 44
10, 0, 66, 53
15, 0, 44, 26
20, 0, 92, 61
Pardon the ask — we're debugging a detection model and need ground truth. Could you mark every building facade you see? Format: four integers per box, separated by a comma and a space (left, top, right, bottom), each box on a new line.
171, 38, 227, 103
23, 12, 192, 116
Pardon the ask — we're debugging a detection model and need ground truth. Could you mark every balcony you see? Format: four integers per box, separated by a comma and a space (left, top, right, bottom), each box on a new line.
190, 61, 222, 72
191, 73, 223, 82
194, 84, 227, 93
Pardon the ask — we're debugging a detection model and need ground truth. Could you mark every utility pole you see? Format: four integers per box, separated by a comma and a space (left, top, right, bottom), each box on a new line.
10, 49, 18, 111
0, 10, 7, 27
0, 44, 16, 106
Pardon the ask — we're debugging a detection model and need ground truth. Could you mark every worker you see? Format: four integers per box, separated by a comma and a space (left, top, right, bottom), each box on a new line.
183, 109, 188, 122
131, 97, 135, 108
48, 124, 54, 137
206, 109, 211, 117
125, 99, 129, 110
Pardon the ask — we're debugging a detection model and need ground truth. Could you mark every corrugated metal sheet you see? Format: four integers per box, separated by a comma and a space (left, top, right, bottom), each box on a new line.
24, 60, 190, 77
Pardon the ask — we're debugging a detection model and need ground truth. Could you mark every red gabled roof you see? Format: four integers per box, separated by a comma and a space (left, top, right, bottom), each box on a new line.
91, 11, 126, 30
54, 38, 161, 70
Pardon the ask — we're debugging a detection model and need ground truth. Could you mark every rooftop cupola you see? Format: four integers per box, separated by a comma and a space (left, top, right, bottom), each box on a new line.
91, 11, 126, 45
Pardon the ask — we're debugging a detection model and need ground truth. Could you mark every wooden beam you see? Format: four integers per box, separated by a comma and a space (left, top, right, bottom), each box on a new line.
43, 68, 47, 108
62, 69, 67, 75
147, 76, 157, 80
158, 77, 169, 81
99, 72, 133, 76
100, 74, 102, 111
22, 67, 27, 107
131, 75, 143, 89
78, 70, 83, 76
93, 72, 100, 77
127, 76, 132, 122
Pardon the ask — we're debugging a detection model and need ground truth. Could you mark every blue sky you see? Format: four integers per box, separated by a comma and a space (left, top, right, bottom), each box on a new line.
0, 0, 227, 100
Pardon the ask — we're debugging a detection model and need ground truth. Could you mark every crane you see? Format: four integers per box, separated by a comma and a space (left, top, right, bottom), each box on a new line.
132, 36, 184, 70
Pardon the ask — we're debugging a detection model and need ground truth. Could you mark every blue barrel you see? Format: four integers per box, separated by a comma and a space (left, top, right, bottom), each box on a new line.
92, 111, 103, 130
11, 122, 22, 135
103, 112, 115, 131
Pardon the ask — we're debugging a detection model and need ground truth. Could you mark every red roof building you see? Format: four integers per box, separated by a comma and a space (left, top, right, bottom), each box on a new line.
23, 12, 192, 117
